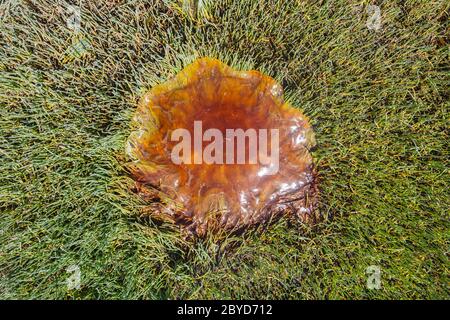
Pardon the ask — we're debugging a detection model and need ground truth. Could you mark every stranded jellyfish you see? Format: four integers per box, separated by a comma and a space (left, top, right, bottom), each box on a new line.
126, 58, 318, 236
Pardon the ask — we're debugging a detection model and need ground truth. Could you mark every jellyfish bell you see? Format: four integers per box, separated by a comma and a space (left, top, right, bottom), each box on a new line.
170, 121, 280, 174
126, 57, 318, 236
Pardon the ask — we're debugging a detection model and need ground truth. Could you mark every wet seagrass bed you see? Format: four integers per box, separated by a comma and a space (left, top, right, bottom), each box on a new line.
0, 1, 448, 299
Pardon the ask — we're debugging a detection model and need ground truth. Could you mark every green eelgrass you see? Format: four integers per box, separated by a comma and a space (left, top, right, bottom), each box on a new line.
0, 0, 448, 299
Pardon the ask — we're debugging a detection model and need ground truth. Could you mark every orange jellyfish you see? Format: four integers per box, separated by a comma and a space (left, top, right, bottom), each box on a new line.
126, 58, 318, 236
